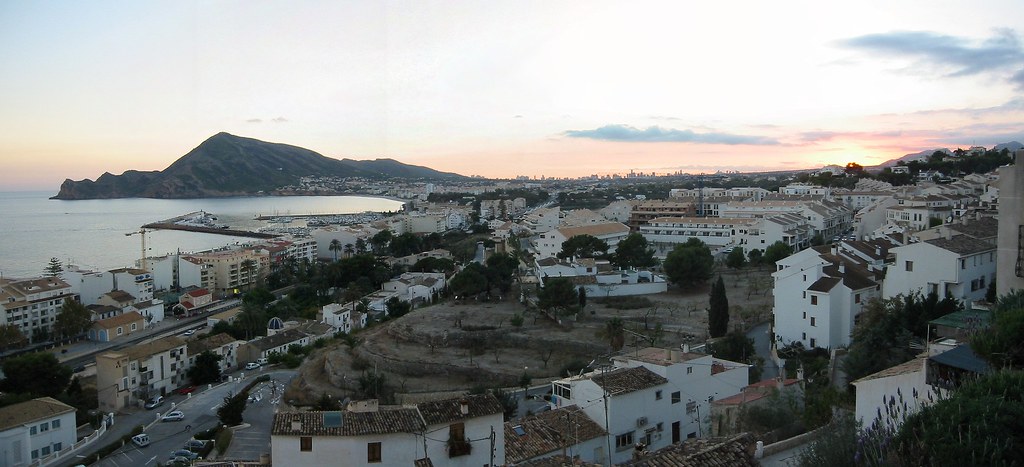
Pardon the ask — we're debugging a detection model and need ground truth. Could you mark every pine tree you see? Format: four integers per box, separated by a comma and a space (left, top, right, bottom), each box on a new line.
44, 257, 63, 277
708, 275, 729, 338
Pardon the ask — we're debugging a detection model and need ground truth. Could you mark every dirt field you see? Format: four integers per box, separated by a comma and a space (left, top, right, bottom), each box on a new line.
286, 266, 774, 405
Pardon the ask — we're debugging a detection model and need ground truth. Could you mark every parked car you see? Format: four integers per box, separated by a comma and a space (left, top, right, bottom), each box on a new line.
168, 456, 193, 466
182, 329, 196, 337
144, 396, 164, 410
245, 362, 260, 370
131, 434, 150, 448
184, 439, 208, 452
176, 385, 197, 395
169, 449, 199, 460
161, 410, 185, 422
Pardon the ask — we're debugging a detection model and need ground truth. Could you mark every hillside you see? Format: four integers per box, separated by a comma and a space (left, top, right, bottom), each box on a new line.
52, 133, 465, 199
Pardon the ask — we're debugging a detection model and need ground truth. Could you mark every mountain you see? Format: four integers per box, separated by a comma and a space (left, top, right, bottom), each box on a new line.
874, 148, 951, 168
993, 141, 1024, 152
53, 133, 466, 199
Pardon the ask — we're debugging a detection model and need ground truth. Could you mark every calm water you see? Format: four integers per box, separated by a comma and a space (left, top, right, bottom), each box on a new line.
0, 192, 404, 277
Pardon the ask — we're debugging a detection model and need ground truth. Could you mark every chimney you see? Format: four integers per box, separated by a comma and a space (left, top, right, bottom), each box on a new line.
838, 263, 845, 274
944, 228, 952, 241
460, 399, 469, 415
664, 348, 672, 361
682, 344, 690, 353
875, 246, 881, 256
671, 349, 681, 362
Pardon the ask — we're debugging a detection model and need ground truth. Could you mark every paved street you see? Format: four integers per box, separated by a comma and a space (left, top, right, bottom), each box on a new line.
60, 367, 295, 467
748, 321, 781, 381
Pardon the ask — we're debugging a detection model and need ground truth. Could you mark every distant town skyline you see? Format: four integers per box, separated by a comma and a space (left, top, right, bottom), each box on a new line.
3, 1, 1024, 190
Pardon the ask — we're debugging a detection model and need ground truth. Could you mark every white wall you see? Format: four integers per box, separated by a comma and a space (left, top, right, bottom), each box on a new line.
272, 432, 421, 467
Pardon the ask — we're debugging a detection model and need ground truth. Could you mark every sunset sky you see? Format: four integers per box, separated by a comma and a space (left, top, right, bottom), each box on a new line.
3, 1, 1024, 190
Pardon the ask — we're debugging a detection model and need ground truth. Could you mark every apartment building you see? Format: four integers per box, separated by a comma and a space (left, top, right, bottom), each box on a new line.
533, 222, 630, 260
639, 217, 756, 254
627, 200, 696, 231
0, 277, 74, 343
772, 243, 885, 349
0, 397, 77, 467
186, 332, 244, 372
271, 394, 505, 467
549, 347, 748, 465
96, 336, 188, 412
883, 234, 996, 303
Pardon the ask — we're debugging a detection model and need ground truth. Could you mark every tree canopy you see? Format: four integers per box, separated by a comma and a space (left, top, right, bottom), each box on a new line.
662, 238, 714, 288
725, 247, 746, 269
761, 241, 792, 265
972, 290, 1024, 368
611, 233, 657, 269
187, 350, 223, 385
538, 278, 578, 313
53, 300, 92, 340
1, 353, 71, 397
44, 257, 63, 277
450, 263, 490, 298
708, 275, 729, 337
557, 234, 609, 259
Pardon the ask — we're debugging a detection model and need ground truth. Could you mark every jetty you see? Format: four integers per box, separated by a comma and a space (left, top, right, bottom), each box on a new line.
144, 211, 279, 239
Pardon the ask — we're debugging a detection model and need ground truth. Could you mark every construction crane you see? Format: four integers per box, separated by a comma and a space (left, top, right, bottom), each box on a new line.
125, 228, 150, 270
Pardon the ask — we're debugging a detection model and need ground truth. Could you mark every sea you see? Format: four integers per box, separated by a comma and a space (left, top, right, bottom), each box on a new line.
0, 191, 406, 278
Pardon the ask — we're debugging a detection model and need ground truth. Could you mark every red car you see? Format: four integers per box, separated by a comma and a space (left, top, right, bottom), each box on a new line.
176, 386, 197, 395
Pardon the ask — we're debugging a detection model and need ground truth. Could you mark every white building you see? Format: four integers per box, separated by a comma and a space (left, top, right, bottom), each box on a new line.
882, 234, 996, 302
238, 329, 310, 364
382, 272, 446, 305
549, 348, 747, 465
95, 336, 189, 411
535, 258, 668, 298
533, 222, 631, 260
320, 303, 353, 335
523, 207, 561, 233
271, 394, 505, 467
186, 332, 244, 372
0, 397, 77, 467
771, 243, 884, 349
996, 151, 1024, 296
639, 217, 756, 255
0, 277, 75, 343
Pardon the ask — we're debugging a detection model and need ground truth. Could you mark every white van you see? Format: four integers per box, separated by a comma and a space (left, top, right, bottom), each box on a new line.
256, 358, 269, 366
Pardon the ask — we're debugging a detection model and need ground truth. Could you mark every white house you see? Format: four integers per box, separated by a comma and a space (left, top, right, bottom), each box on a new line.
504, 405, 607, 465
535, 258, 668, 298
772, 243, 884, 349
0, 397, 77, 467
533, 222, 631, 260
238, 329, 310, 364
186, 332, 244, 372
271, 394, 505, 467
882, 234, 996, 302
549, 348, 748, 465
320, 303, 353, 335
382, 272, 446, 305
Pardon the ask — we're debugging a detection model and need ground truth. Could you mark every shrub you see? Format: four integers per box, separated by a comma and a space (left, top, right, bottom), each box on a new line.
559, 360, 588, 377
215, 427, 233, 453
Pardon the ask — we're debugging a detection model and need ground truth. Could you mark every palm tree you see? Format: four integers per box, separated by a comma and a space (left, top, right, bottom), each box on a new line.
329, 239, 342, 262
604, 317, 625, 351
355, 238, 368, 255
344, 243, 355, 258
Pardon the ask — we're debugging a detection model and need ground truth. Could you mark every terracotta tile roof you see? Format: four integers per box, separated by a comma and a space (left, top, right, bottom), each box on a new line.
245, 329, 307, 352
272, 408, 425, 436
557, 222, 630, 238
105, 290, 136, 303
0, 397, 76, 431
807, 277, 840, 293
852, 356, 924, 384
417, 393, 504, 426
93, 311, 145, 330
186, 333, 241, 355
125, 336, 186, 361
590, 366, 668, 395
623, 433, 758, 466
945, 216, 997, 239
504, 405, 607, 463
514, 455, 583, 466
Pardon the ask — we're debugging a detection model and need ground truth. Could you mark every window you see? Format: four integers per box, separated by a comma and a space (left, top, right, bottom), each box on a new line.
300, 436, 312, 452
802, 312, 806, 319
686, 401, 697, 414
655, 390, 663, 400
553, 383, 571, 400
31, 450, 38, 460
51, 419, 60, 429
30, 426, 37, 435
855, 294, 861, 304
131, 323, 137, 331
671, 391, 681, 404
810, 338, 817, 348
615, 432, 634, 451
811, 295, 818, 305
686, 366, 693, 374
53, 442, 61, 452
367, 442, 382, 463
960, 259, 966, 269
905, 261, 913, 272
802, 332, 806, 340
810, 317, 816, 327
116, 327, 123, 336
656, 422, 664, 432
40, 422, 49, 432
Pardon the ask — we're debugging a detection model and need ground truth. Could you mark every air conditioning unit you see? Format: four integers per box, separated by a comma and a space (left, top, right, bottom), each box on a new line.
636, 417, 648, 427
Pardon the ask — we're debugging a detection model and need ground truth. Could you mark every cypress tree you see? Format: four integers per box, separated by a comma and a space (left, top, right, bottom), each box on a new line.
709, 275, 729, 338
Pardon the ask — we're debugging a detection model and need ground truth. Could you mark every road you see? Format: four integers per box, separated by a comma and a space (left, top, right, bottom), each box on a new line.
62, 367, 295, 467
748, 321, 781, 381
